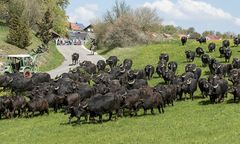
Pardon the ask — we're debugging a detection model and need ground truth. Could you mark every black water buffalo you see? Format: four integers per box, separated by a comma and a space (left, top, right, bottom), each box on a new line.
168, 61, 178, 73
144, 65, 155, 80
234, 37, 240, 47
232, 58, 240, 69
198, 78, 209, 98
222, 40, 230, 48
181, 36, 187, 46
208, 42, 216, 52
26, 98, 49, 117
208, 79, 228, 103
185, 50, 195, 62
31, 73, 51, 84
219, 46, 226, 58
222, 64, 232, 77
228, 69, 240, 85
138, 87, 164, 115
106, 56, 118, 69
159, 53, 169, 63
201, 54, 210, 67
193, 68, 202, 80
121, 59, 133, 70
195, 47, 204, 57
64, 104, 88, 124
10, 96, 26, 117
156, 61, 167, 77
224, 47, 232, 62
185, 64, 197, 73
162, 69, 175, 84
123, 89, 141, 116
127, 69, 146, 81
127, 79, 148, 90
181, 72, 195, 82
229, 84, 240, 102
154, 84, 177, 106
97, 60, 106, 72
181, 78, 198, 100
72, 53, 79, 65
196, 37, 206, 44
80, 93, 125, 122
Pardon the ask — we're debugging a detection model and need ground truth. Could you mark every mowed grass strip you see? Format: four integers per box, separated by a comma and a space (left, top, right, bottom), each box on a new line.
1, 40, 240, 144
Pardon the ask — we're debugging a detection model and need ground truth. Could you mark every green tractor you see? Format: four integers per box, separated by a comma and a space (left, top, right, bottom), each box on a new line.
4, 44, 47, 77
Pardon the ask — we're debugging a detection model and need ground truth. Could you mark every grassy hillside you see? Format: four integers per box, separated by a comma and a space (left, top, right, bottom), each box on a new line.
98, 40, 236, 86
0, 22, 63, 72
1, 40, 240, 144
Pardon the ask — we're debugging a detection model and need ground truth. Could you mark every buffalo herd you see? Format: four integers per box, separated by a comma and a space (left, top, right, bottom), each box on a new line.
1, 36, 240, 124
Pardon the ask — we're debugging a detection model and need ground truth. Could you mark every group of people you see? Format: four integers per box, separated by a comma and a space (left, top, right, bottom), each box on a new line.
56, 38, 81, 46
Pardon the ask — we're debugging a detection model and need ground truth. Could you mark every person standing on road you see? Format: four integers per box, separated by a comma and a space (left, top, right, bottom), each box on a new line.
90, 39, 97, 55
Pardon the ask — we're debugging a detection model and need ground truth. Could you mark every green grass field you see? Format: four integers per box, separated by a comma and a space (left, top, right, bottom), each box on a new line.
1, 39, 240, 144
0, 22, 64, 72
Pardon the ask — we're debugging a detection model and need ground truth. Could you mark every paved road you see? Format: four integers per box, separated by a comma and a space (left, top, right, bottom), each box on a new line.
47, 45, 105, 78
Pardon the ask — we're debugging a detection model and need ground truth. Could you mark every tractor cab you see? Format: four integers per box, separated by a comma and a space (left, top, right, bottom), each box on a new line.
4, 54, 36, 77
3, 44, 47, 77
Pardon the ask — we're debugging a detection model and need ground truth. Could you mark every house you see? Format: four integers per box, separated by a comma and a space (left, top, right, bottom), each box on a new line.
84, 24, 94, 32
206, 35, 222, 40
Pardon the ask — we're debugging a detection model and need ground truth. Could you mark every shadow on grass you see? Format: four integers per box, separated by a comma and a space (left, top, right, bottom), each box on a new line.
226, 99, 238, 104
198, 99, 212, 105
98, 48, 115, 55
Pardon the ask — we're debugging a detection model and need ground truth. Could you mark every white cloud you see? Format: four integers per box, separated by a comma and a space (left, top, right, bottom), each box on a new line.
143, 0, 240, 29
68, 4, 99, 25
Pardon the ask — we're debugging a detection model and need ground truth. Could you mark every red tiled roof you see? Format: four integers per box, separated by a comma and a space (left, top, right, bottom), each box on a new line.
69, 23, 81, 31
206, 35, 221, 40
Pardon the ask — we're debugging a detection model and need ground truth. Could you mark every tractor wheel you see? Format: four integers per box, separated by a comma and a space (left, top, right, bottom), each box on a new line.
23, 69, 32, 78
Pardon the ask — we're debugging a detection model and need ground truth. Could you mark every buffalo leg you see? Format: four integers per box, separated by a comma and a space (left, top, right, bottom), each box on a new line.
77, 117, 81, 124
151, 108, 154, 115
144, 109, 147, 115
99, 115, 103, 123
68, 116, 72, 124
108, 112, 112, 121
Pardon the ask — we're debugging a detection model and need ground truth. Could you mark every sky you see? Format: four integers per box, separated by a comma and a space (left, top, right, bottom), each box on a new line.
66, 0, 240, 34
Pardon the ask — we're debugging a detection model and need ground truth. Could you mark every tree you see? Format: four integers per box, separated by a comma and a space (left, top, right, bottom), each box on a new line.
133, 7, 162, 32
7, 0, 31, 49
36, 9, 53, 47
104, 0, 131, 24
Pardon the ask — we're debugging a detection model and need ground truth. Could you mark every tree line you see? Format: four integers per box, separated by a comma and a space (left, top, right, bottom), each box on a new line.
0, 0, 69, 49
94, 0, 239, 49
